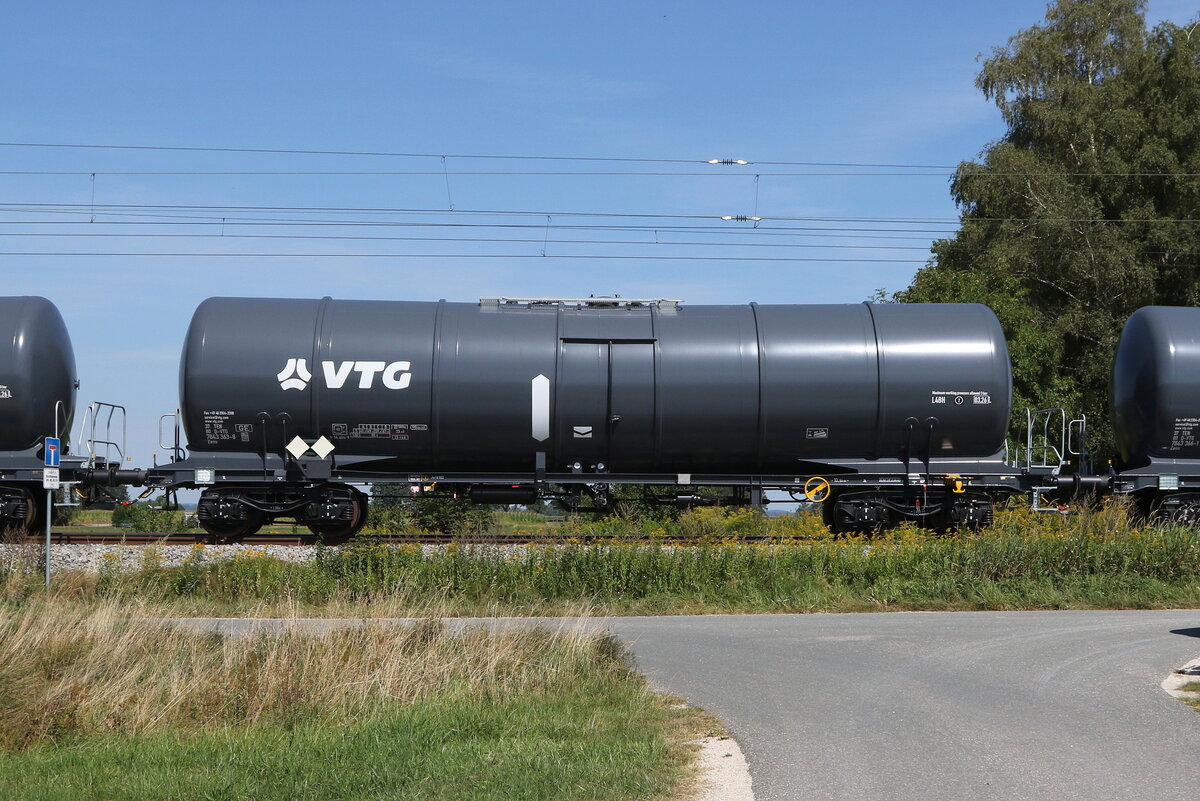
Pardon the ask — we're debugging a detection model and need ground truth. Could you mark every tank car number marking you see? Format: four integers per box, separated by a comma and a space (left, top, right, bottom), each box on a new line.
1170, 417, 1200, 450
806, 428, 829, 439
0, 384, 11, 399
202, 410, 237, 444
931, 390, 991, 406
346, 423, 409, 441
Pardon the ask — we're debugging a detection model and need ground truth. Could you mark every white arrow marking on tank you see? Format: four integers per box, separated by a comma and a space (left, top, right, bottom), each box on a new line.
532, 375, 550, 441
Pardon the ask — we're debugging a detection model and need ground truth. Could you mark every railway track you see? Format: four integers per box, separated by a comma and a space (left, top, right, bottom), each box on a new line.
34, 532, 321, 546
27, 531, 757, 546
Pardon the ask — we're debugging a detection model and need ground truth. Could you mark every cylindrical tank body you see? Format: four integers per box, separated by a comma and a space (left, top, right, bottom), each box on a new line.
180, 298, 1010, 474
0, 296, 76, 452
1111, 306, 1200, 467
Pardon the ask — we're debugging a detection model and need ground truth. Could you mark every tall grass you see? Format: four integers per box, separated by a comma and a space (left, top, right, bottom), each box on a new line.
4, 501, 1190, 613
0, 601, 702, 801
0, 600, 626, 753
7, 501, 1200, 615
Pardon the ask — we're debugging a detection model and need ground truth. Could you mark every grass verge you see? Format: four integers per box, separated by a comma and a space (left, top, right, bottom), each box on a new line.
6, 502, 1200, 616
1180, 681, 1200, 714
0, 601, 703, 801
8, 502, 1200, 616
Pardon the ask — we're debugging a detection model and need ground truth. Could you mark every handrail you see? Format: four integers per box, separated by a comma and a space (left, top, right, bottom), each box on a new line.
78, 401, 127, 468
1023, 407, 1069, 471
53, 399, 69, 447
1067, 416, 1087, 456
481, 296, 681, 308
158, 410, 186, 462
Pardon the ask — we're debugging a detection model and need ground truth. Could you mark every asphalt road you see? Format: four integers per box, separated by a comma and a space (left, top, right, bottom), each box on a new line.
183, 611, 1200, 800
607, 611, 1200, 801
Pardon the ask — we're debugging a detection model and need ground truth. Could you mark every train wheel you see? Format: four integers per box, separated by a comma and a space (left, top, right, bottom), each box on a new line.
1167, 503, 1200, 527
1147, 493, 1200, 527
1131, 493, 1156, 524
198, 502, 265, 543
940, 495, 995, 533
820, 494, 838, 533
306, 487, 367, 544
823, 492, 895, 535
0, 486, 40, 538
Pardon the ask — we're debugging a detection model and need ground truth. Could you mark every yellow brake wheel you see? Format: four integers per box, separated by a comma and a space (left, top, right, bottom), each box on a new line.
804, 476, 831, 503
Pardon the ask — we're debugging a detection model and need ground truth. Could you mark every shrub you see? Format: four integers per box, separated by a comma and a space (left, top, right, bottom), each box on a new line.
111, 502, 183, 533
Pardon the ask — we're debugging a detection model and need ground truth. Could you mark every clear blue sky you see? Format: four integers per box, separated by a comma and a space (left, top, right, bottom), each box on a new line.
1, 0, 1193, 464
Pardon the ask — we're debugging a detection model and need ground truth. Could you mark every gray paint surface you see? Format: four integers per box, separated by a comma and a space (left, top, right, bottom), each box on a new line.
180, 610, 1200, 800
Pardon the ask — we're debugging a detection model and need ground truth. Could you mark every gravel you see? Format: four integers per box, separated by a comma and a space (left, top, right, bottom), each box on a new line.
0, 543, 324, 573
0, 542, 541, 573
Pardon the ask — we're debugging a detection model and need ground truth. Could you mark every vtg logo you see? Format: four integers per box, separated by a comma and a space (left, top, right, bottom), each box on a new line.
276, 358, 412, 391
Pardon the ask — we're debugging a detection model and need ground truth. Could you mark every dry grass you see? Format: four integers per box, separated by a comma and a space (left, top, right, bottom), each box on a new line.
0, 599, 620, 753
1181, 680, 1200, 713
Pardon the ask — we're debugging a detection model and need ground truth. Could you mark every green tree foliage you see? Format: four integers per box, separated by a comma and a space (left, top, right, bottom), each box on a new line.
899, 0, 1200, 457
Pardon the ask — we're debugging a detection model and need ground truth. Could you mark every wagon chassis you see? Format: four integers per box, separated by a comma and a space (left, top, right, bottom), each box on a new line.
137, 448, 1064, 539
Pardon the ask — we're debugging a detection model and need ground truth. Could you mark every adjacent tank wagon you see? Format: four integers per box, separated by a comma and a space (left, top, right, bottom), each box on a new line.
1111, 306, 1200, 520
0, 296, 77, 531
161, 296, 1019, 539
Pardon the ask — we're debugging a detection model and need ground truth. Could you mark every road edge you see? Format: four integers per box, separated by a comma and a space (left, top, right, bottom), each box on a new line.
689, 731, 754, 801
1161, 655, 1200, 699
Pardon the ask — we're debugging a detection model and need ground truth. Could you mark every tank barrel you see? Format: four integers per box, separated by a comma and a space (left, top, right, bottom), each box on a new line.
178, 297, 1012, 474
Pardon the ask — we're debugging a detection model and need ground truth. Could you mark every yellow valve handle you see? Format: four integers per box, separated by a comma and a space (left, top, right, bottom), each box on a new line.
804, 476, 831, 502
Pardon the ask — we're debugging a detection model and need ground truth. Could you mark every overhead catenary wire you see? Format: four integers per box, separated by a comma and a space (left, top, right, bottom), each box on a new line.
0, 210, 961, 236
0, 231, 1189, 258
0, 217, 959, 238
0, 169, 1194, 177
0, 200, 1195, 224
4, 141, 1197, 175
0, 140, 954, 168
0, 200, 970, 221
0, 231, 944, 250
2, 141, 1192, 280
0, 251, 929, 262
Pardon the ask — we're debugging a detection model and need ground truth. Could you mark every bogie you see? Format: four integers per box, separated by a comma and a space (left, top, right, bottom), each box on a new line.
821, 490, 994, 535
197, 483, 367, 543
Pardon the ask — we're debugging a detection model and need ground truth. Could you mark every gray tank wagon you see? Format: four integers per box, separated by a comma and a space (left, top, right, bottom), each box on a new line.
151, 295, 1025, 540
1111, 306, 1200, 521
0, 296, 77, 531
